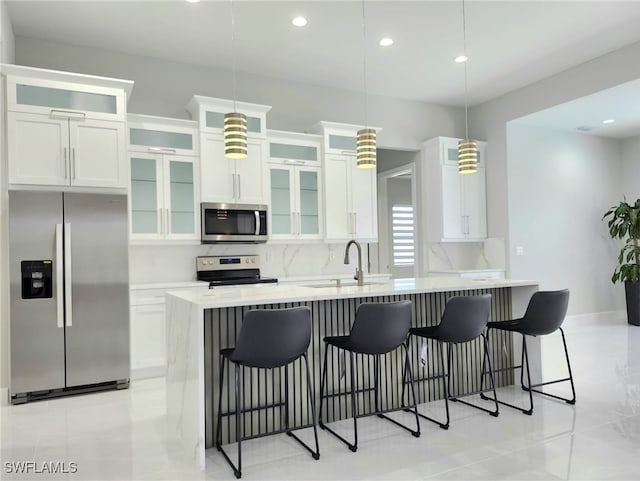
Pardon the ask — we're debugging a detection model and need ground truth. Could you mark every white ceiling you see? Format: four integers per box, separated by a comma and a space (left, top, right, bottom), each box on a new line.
6, 1, 640, 137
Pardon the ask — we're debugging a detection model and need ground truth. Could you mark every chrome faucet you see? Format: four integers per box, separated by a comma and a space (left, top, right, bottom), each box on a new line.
344, 240, 364, 286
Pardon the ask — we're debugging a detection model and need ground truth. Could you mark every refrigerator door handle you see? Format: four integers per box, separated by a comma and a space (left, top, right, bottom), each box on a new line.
56, 224, 64, 328
64, 222, 73, 327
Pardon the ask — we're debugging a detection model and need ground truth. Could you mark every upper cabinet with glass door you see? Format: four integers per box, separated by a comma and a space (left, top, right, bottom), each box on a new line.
128, 115, 199, 243
186, 95, 271, 139
4, 65, 132, 189
187, 95, 272, 205
267, 130, 323, 241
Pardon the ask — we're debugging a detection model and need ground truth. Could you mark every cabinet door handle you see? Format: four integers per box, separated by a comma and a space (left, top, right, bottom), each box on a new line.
353, 213, 357, 236
159, 209, 164, 235
297, 212, 301, 235
466, 215, 470, 235
148, 147, 176, 154
238, 174, 242, 200
63, 147, 68, 179
50, 109, 86, 121
71, 147, 76, 180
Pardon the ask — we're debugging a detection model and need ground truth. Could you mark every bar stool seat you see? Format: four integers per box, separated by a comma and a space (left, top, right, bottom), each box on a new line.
216, 307, 320, 478
318, 300, 421, 452
482, 289, 575, 415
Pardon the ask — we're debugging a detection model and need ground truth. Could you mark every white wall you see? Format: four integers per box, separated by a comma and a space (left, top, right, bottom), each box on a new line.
621, 134, 640, 199
0, 0, 15, 401
470, 40, 640, 245
469, 40, 640, 315
507, 124, 623, 315
14, 37, 464, 151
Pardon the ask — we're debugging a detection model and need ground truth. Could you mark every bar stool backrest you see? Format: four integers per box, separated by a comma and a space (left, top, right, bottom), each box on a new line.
229, 307, 312, 368
518, 289, 570, 336
348, 300, 412, 355
439, 294, 492, 343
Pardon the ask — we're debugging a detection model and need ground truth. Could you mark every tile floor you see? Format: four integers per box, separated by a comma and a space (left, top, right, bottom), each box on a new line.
1, 316, 639, 480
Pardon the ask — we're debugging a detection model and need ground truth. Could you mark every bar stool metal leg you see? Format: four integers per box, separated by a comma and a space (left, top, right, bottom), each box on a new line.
215, 356, 226, 451
318, 346, 358, 452
521, 328, 576, 405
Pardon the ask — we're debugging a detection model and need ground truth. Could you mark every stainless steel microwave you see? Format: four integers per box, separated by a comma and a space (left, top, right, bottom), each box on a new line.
201, 202, 268, 243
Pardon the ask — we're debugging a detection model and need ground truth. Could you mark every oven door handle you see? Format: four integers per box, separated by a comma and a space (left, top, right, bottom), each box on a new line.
255, 210, 260, 236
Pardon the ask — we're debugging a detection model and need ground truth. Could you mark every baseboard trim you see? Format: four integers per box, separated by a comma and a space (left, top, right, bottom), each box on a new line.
0, 387, 8, 406
564, 309, 626, 327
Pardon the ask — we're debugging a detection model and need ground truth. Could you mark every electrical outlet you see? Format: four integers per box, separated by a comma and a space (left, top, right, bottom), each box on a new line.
516, 246, 524, 256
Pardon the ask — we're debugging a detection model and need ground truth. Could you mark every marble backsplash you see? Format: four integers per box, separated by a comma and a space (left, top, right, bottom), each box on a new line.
129, 242, 359, 284
427, 237, 506, 271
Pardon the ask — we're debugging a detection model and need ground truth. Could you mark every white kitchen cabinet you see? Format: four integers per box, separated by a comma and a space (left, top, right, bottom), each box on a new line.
5, 69, 131, 189
187, 95, 271, 204
130, 154, 198, 241
269, 165, 322, 241
310, 121, 380, 242
8, 111, 127, 188
267, 131, 323, 241
423, 136, 487, 242
324, 153, 377, 241
129, 283, 208, 379
200, 134, 266, 204
128, 115, 199, 242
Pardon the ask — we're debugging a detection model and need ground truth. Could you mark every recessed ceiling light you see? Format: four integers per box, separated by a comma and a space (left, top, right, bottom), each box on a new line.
454, 55, 468, 63
602, 119, 615, 124
379, 37, 394, 47
186, 0, 200, 3
292, 16, 308, 27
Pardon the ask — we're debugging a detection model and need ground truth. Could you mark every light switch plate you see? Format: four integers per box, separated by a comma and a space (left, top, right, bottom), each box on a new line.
516, 246, 524, 256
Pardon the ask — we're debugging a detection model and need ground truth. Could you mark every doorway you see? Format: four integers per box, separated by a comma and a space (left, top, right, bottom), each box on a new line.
376, 161, 419, 278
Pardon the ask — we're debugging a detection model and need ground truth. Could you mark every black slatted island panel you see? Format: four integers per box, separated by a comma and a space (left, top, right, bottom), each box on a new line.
204, 287, 514, 447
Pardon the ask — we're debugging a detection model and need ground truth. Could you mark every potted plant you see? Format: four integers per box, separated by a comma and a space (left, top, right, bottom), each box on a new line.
603, 198, 640, 326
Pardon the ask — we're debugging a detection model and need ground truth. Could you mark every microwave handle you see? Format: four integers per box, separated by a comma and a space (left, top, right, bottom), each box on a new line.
255, 210, 260, 236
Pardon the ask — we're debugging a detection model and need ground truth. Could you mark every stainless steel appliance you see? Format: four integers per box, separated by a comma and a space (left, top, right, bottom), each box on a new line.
201, 202, 268, 243
197, 255, 278, 287
9, 191, 130, 404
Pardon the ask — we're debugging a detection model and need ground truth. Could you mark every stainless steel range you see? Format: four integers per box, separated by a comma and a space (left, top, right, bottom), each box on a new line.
197, 255, 278, 287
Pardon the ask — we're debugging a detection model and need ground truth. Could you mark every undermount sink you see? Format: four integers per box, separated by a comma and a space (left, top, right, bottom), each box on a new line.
304, 281, 386, 288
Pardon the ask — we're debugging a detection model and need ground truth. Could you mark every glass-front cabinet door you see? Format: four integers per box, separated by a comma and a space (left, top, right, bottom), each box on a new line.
130, 154, 198, 241
269, 166, 295, 238
130, 155, 162, 238
297, 168, 320, 238
268, 165, 321, 241
166, 157, 196, 238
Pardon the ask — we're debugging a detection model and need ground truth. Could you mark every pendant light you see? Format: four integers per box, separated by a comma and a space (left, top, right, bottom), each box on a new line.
458, 0, 477, 174
357, 0, 376, 169
224, 0, 247, 159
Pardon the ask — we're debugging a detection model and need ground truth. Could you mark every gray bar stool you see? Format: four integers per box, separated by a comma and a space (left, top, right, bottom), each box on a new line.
481, 289, 575, 415
403, 294, 499, 430
215, 307, 320, 478
318, 300, 420, 452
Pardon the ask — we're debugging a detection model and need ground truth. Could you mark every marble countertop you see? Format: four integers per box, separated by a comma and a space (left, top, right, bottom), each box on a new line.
427, 269, 506, 273
166, 277, 538, 309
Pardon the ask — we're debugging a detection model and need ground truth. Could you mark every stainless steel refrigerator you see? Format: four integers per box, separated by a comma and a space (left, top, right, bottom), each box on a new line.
9, 191, 130, 404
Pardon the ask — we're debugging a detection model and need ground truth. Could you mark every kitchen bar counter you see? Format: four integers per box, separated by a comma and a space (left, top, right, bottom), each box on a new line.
166, 278, 539, 467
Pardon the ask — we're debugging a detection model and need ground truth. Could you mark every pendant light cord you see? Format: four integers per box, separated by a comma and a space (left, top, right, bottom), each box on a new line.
361, 0, 368, 128
462, 0, 469, 140
231, 0, 237, 112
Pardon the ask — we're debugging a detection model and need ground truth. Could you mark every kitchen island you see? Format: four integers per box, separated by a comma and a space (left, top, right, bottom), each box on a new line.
165, 277, 538, 467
